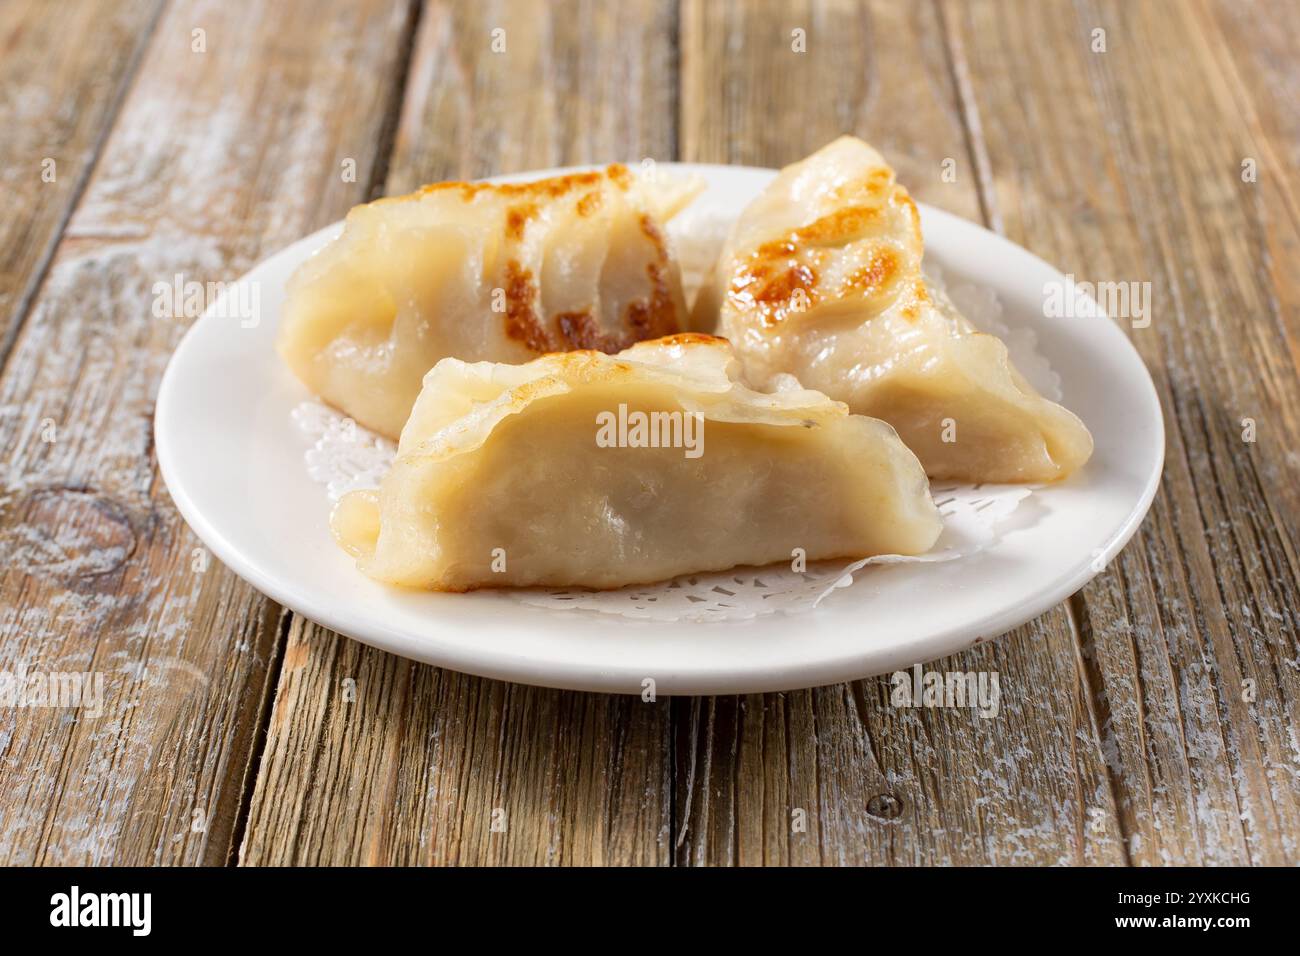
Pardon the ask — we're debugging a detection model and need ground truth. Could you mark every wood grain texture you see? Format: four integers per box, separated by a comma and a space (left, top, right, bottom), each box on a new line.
943, 0, 1300, 864
387, 0, 681, 194
0, 0, 413, 864
3, 0, 1295, 868
0, 0, 162, 361
681, 0, 982, 223
237, 0, 680, 867
673, 0, 1124, 866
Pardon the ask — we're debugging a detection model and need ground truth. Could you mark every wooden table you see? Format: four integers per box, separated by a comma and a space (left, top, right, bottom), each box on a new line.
1, 0, 1296, 867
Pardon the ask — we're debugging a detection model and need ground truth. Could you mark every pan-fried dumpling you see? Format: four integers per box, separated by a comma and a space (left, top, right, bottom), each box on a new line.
331, 334, 941, 591
280, 164, 702, 439
697, 136, 1093, 482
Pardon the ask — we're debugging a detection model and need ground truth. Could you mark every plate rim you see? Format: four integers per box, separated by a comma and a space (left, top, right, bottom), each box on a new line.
155, 160, 1165, 694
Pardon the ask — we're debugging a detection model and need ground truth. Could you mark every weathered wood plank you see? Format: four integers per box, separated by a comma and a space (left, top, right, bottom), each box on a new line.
681, 0, 982, 223
0, 0, 414, 865
1203, 0, 1300, 190
0, 0, 162, 360
387, 0, 681, 194
944, 0, 1300, 864
673, 0, 1125, 865
7, 0, 1285, 869
237, 0, 680, 866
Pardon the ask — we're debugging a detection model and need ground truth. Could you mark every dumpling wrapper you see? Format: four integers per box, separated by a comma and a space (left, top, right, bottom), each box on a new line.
697, 136, 1094, 482
280, 164, 702, 439
332, 335, 942, 591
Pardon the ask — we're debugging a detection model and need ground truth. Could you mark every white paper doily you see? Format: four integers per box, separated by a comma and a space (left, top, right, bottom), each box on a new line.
291, 402, 395, 500
925, 261, 1064, 403
514, 481, 1031, 621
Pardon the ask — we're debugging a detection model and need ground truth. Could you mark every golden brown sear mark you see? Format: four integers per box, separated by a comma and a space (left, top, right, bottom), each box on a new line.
502, 260, 553, 353
731, 241, 912, 327
839, 248, 899, 296
490, 166, 680, 352
507, 260, 681, 355
552, 261, 680, 354
505, 202, 539, 239
727, 171, 927, 328
383, 163, 633, 207
897, 279, 929, 321
729, 241, 820, 327
651, 332, 728, 347
760, 263, 818, 302
556, 311, 621, 352
792, 204, 884, 245
637, 213, 667, 253
623, 262, 680, 341
605, 163, 633, 190
831, 165, 894, 203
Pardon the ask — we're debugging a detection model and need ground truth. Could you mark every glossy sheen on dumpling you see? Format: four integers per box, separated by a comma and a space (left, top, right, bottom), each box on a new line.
331, 335, 942, 591
699, 136, 1093, 482
279, 164, 701, 439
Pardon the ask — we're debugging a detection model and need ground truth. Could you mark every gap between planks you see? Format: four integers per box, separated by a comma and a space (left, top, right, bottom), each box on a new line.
0, 0, 167, 375
936, 0, 1139, 865
219, 0, 431, 867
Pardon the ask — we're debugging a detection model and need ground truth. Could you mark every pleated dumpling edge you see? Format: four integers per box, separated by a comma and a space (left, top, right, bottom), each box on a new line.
279, 163, 705, 440
703, 135, 1095, 484
332, 334, 943, 592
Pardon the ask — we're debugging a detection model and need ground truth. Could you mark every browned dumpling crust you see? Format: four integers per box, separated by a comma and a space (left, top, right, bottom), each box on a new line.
280, 165, 701, 438
698, 136, 1093, 483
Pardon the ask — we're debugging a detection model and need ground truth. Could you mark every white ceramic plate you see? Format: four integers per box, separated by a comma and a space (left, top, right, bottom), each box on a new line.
155, 163, 1163, 694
